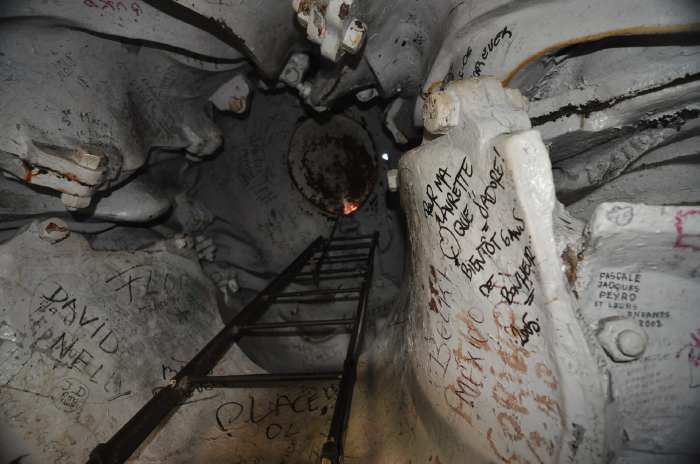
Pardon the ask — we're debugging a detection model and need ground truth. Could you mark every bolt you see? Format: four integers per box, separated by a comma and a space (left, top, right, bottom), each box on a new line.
174, 235, 191, 250
72, 148, 103, 170
228, 97, 246, 114
210, 74, 251, 114
281, 53, 310, 87
182, 125, 222, 158
597, 317, 648, 362
195, 235, 216, 262
341, 19, 366, 54
297, 82, 312, 99
61, 193, 91, 210
356, 87, 379, 103
38, 218, 70, 243
219, 277, 240, 305
423, 88, 460, 135
228, 279, 239, 293
616, 329, 646, 358
283, 67, 301, 85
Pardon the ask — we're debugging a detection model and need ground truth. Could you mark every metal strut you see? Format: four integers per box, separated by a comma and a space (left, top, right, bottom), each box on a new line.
87, 232, 378, 464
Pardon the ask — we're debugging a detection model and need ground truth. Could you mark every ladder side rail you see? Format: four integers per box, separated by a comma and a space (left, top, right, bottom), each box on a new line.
323, 232, 378, 460
313, 219, 338, 286
187, 372, 344, 389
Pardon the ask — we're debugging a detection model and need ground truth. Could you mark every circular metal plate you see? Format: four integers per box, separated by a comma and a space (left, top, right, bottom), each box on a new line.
288, 115, 377, 216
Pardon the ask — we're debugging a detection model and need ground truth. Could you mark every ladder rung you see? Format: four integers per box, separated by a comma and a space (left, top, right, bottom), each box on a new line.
293, 272, 366, 283
318, 257, 368, 265
272, 295, 360, 304
187, 372, 343, 388
328, 235, 373, 242
295, 268, 365, 277
240, 318, 354, 331
324, 244, 372, 252
273, 287, 362, 298
317, 253, 369, 260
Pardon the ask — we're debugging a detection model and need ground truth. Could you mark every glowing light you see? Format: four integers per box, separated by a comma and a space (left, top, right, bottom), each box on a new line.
381, 153, 389, 161
343, 199, 360, 215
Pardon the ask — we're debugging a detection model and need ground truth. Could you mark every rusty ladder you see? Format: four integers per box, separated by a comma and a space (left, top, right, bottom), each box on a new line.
88, 231, 378, 464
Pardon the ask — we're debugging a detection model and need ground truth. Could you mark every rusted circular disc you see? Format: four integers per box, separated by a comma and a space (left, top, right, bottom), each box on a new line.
288, 115, 377, 216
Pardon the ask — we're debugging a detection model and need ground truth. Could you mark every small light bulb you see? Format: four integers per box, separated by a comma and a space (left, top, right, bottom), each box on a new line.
381, 153, 389, 161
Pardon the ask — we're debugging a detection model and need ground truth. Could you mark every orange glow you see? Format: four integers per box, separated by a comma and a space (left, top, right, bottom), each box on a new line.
343, 200, 360, 215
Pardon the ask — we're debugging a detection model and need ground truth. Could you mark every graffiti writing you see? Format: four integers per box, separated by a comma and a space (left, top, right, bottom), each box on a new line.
674, 209, 700, 251
215, 386, 338, 435
498, 246, 536, 305
472, 26, 513, 78
83, 0, 143, 16
508, 312, 541, 347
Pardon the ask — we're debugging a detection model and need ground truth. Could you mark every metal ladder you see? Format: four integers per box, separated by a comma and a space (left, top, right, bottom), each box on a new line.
88, 232, 378, 464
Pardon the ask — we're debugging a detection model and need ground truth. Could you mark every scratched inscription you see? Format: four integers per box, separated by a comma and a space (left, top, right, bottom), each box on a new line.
83, 0, 143, 16
212, 385, 338, 460
415, 140, 565, 463
31, 280, 120, 390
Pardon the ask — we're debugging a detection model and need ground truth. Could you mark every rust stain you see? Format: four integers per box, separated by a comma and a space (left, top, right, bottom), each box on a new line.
487, 428, 515, 463
22, 161, 35, 183
529, 430, 545, 448
61, 171, 81, 182
492, 305, 510, 335
491, 367, 520, 384
487, 413, 526, 463
534, 394, 563, 424
526, 438, 546, 464
529, 431, 555, 457
535, 363, 558, 391
45, 222, 67, 233
492, 382, 528, 414
497, 412, 524, 441
497, 339, 530, 373
458, 312, 490, 351
228, 97, 246, 113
